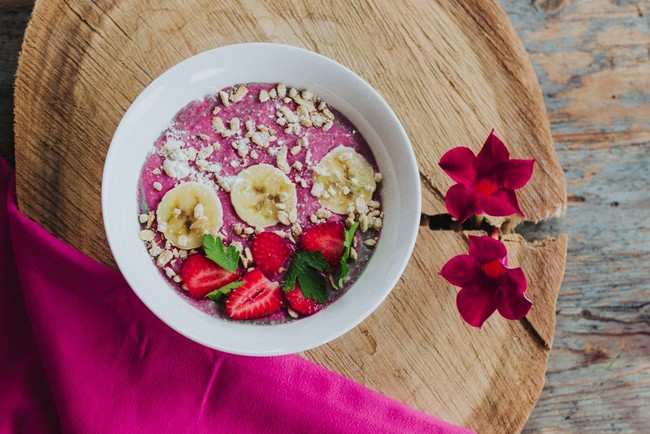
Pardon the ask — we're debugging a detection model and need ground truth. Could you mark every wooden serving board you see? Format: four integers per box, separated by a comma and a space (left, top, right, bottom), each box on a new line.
13, 0, 567, 432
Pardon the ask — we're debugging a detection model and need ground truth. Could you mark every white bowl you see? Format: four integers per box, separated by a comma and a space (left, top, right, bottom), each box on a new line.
102, 43, 421, 356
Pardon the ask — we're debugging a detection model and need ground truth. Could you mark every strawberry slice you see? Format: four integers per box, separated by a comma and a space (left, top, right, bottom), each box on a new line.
225, 269, 283, 320
300, 221, 345, 266
285, 284, 324, 316
179, 254, 240, 300
251, 232, 293, 276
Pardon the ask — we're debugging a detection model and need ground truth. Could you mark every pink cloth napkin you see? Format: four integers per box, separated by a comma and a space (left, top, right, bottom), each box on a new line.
0, 158, 474, 434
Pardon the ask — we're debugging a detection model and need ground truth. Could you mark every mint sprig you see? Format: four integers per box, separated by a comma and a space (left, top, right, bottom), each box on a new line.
282, 251, 329, 303
206, 280, 245, 302
203, 235, 239, 272
337, 223, 359, 287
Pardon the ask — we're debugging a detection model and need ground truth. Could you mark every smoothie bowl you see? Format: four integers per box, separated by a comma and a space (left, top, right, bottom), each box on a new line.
102, 43, 420, 356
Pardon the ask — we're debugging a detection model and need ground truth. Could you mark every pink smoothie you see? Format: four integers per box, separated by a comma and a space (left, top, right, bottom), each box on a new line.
137, 83, 382, 323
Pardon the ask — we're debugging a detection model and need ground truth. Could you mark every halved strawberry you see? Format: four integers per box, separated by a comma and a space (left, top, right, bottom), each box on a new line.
300, 221, 345, 266
225, 269, 283, 320
179, 254, 240, 300
251, 232, 293, 276
285, 284, 324, 316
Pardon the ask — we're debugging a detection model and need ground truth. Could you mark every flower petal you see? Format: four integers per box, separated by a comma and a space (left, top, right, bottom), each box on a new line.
445, 184, 482, 223
476, 130, 510, 174
499, 159, 535, 190
456, 284, 498, 328
440, 254, 482, 287
468, 235, 507, 264
504, 267, 528, 294
483, 189, 523, 217
439, 147, 477, 185
496, 267, 531, 320
496, 291, 532, 320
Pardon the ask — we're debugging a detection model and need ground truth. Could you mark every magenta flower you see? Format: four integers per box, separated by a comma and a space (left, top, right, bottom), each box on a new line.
440, 235, 532, 328
438, 130, 535, 223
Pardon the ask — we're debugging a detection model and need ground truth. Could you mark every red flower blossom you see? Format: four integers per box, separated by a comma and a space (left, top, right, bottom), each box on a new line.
440, 235, 532, 328
438, 130, 535, 223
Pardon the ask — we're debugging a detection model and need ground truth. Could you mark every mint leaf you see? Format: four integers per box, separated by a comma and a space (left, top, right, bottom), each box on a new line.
203, 235, 239, 272
282, 251, 329, 303
337, 223, 359, 287
206, 280, 244, 302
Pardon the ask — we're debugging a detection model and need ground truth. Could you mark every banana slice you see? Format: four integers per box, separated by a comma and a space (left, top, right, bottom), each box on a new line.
311, 145, 376, 215
156, 182, 223, 249
230, 163, 298, 228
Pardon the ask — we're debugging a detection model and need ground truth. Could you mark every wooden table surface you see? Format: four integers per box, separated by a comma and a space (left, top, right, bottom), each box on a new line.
1, 1, 648, 432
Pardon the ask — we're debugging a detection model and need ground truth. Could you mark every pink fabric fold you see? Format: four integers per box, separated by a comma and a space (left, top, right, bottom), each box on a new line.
0, 158, 474, 434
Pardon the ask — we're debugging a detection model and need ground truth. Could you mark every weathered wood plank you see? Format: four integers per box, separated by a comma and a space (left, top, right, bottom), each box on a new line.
500, 0, 650, 432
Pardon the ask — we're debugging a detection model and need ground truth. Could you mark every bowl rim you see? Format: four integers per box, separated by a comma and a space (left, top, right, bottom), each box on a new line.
102, 42, 421, 356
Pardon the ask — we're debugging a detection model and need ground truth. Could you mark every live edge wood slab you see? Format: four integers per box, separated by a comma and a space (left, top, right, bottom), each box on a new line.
13, 1, 567, 432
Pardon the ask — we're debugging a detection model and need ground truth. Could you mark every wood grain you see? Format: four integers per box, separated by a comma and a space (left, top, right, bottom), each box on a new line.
10, 0, 568, 433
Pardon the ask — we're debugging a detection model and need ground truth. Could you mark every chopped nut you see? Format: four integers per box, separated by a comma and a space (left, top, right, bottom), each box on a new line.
273, 230, 287, 238
250, 150, 259, 159
243, 227, 255, 235
373, 217, 383, 230
345, 217, 355, 228
276, 146, 291, 174
149, 244, 163, 257
289, 208, 298, 224
301, 89, 313, 100
309, 214, 319, 224
215, 175, 231, 193
197, 145, 214, 160
278, 210, 291, 226
374, 172, 383, 183
152, 168, 162, 175
359, 215, 369, 233
212, 106, 221, 115
157, 250, 173, 267
231, 241, 243, 253
219, 90, 230, 107
275, 202, 287, 210
179, 250, 188, 259
355, 197, 369, 215
138, 229, 155, 242
291, 222, 302, 238
311, 182, 324, 198
212, 117, 225, 133
139, 213, 149, 224
164, 267, 176, 278
341, 186, 351, 196
146, 212, 155, 228
323, 120, 334, 132
231, 85, 248, 102
363, 238, 377, 247
368, 200, 381, 210
276, 83, 287, 99
322, 107, 335, 120
287, 307, 299, 319
315, 208, 332, 219
153, 182, 163, 191
290, 145, 302, 155
292, 161, 303, 171
172, 275, 182, 283
268, 88, 277, 99
288, 87, 298, 98
350, 247, 358, 261
259, 89, 270, 102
